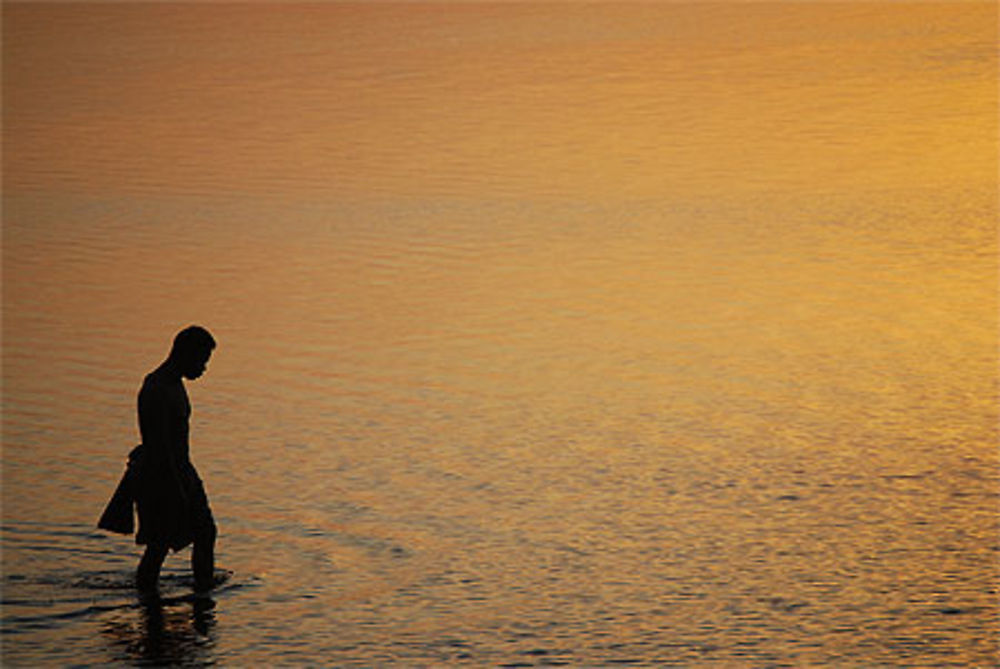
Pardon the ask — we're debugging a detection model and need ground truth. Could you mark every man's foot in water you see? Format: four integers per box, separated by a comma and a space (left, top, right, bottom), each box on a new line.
194, 568, 230, 594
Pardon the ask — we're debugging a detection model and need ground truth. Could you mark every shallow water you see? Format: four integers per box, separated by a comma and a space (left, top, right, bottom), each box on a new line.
3, 3, 998, 666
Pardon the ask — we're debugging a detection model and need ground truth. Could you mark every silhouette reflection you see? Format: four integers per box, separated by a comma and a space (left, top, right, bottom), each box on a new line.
102, 594, 216, 665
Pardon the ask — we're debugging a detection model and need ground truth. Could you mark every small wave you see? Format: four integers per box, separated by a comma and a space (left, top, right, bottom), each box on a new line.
3, 602, 132, 631
3, 539, 245, 636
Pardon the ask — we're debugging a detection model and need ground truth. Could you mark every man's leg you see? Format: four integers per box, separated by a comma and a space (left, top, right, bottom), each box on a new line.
136, 543, 168, 592
192, 520, 217, 591
188, 468, 217, 592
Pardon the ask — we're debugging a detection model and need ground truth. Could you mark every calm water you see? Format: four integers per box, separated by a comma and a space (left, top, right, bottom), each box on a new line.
3, 3, 998, 666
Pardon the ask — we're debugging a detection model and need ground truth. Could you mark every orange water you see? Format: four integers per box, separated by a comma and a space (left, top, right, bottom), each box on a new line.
3, 3, 997, 665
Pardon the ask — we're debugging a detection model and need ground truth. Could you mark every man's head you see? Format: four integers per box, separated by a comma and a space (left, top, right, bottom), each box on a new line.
169, 325, 216, 380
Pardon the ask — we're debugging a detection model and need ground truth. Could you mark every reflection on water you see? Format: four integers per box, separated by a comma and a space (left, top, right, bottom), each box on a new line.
3, 2, 998, 666
102, 597, 216, 667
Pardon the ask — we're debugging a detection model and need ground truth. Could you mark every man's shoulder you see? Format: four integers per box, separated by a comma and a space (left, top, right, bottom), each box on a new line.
141, 368, 163, 389
140, 366, 179, 396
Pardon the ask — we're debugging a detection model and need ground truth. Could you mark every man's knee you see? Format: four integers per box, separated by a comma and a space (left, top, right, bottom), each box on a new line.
140, 542, 169, 563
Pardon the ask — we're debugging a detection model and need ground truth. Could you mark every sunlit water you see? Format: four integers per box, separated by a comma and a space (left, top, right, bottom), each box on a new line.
3, 4, 998, 666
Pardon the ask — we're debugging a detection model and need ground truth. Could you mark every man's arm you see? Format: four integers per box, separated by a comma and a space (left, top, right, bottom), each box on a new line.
138, 382, 188, 503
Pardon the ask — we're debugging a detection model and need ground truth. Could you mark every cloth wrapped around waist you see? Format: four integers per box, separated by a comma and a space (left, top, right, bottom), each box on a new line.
97, 445, 212, 551
97, 445, 144, 535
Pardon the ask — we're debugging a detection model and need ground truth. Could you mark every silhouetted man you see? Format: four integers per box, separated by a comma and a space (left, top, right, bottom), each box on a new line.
100, 326, 219, 593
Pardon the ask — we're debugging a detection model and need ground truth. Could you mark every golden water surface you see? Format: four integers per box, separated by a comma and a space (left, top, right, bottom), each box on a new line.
3, 3, 998, 666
